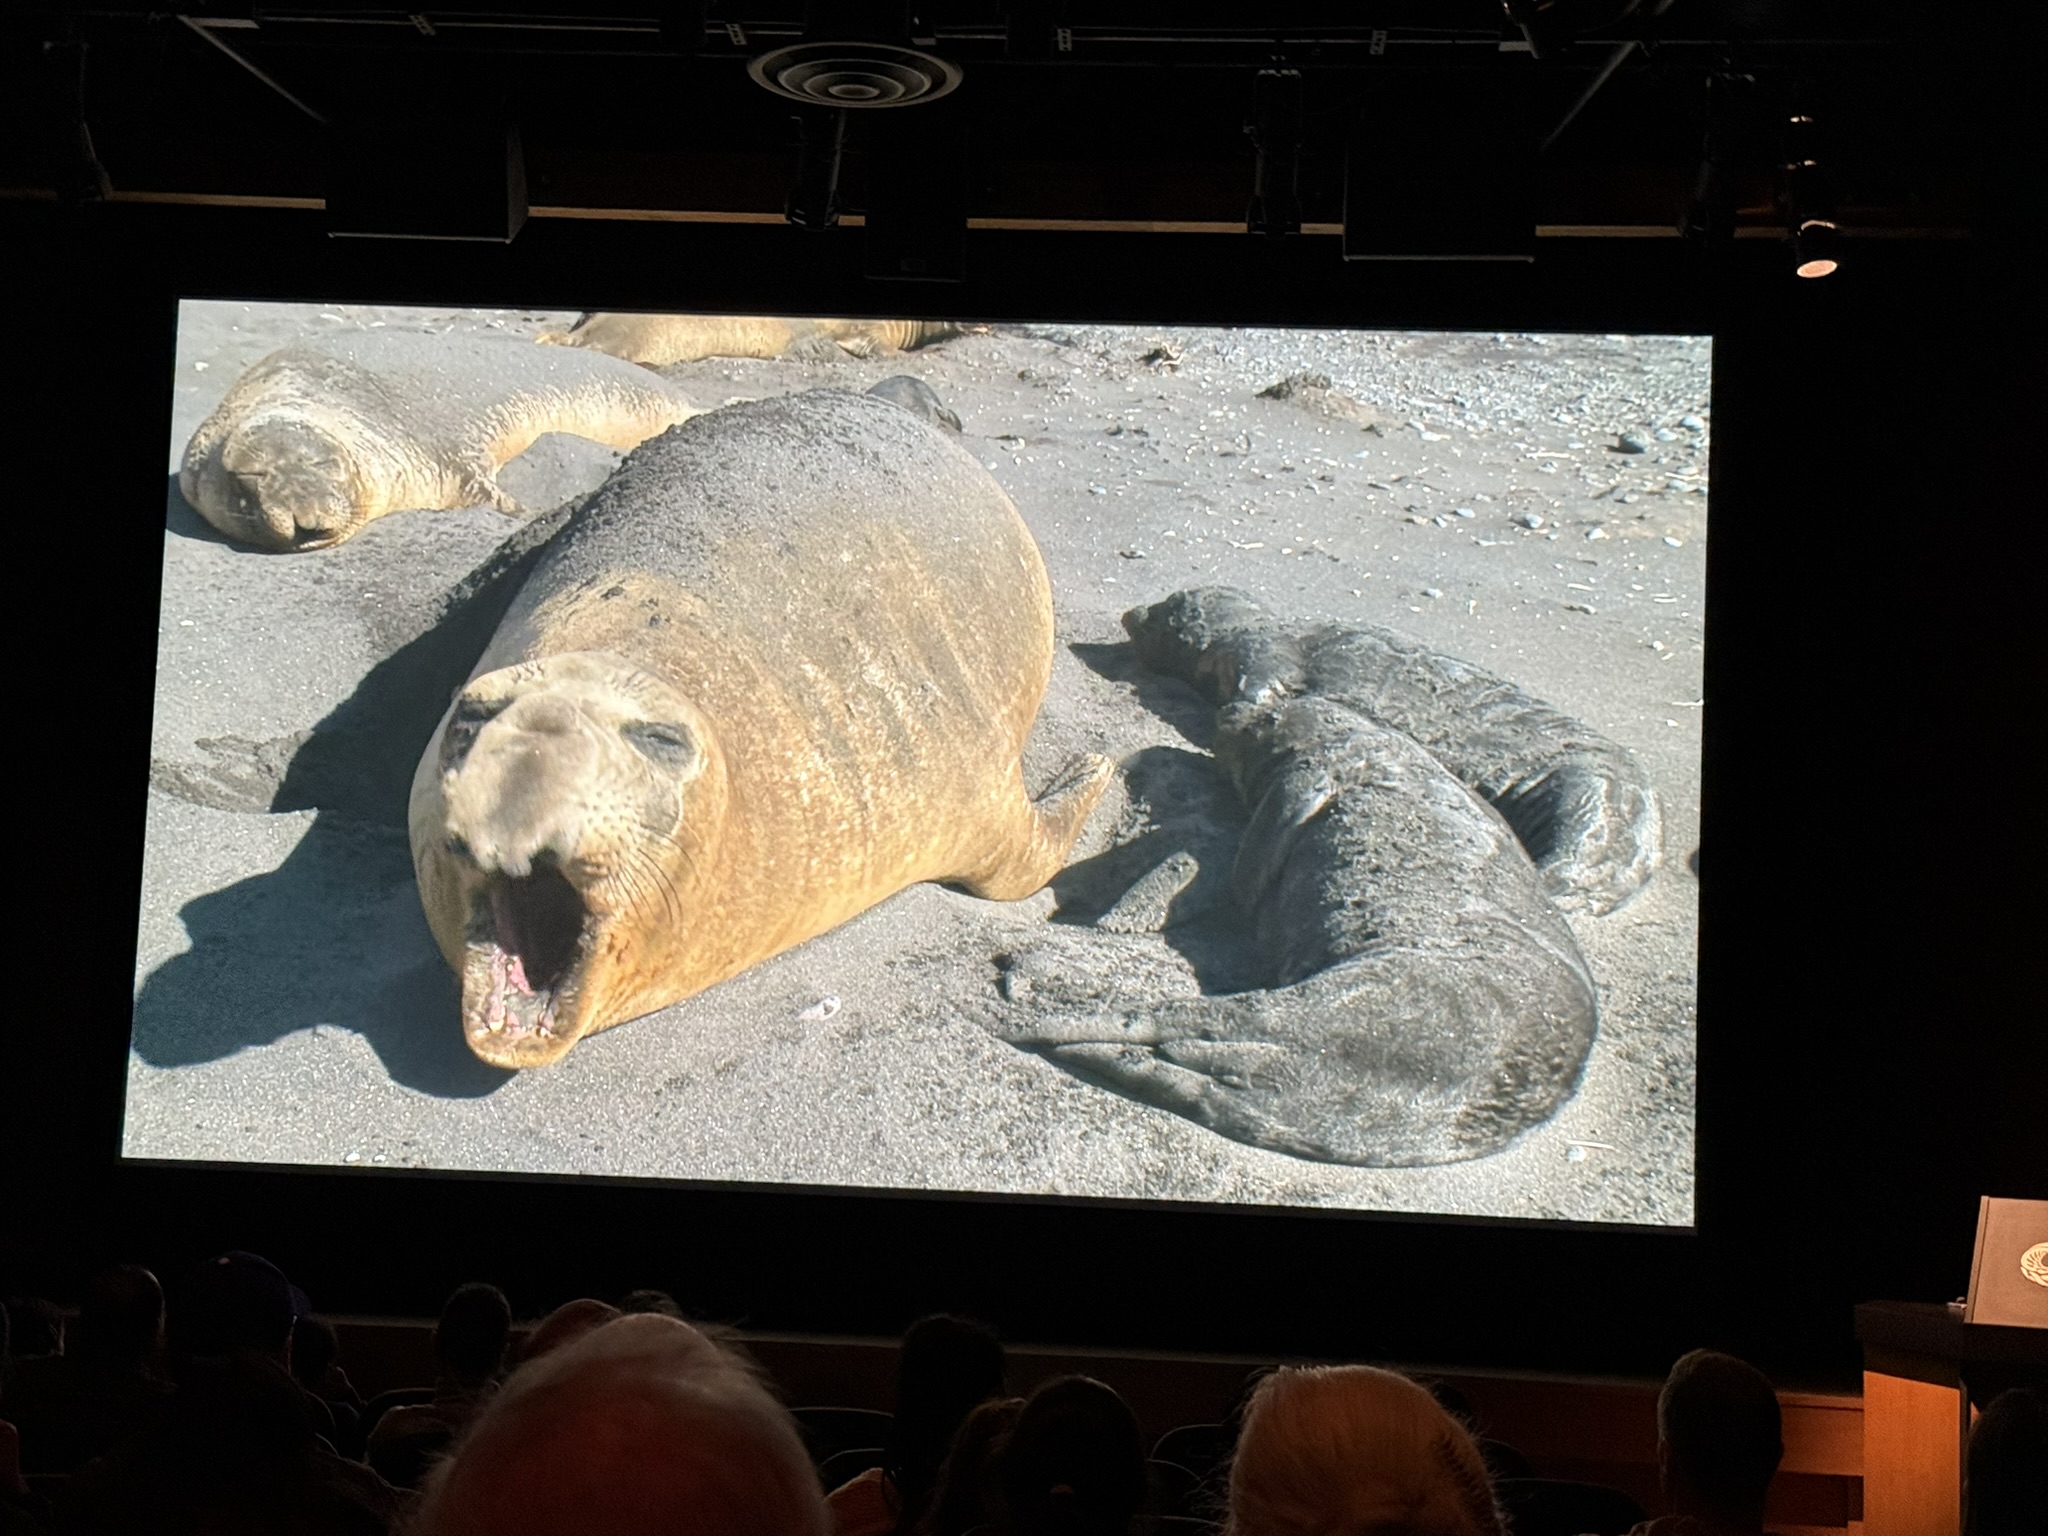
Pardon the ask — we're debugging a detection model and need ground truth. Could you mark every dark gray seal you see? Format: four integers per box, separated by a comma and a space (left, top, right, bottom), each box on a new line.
984, 585, 1647, 1167
865, 375, 962, 433
1123, 587, 1660, 915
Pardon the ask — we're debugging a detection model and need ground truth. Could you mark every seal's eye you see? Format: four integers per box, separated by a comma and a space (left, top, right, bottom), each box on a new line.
443, 695, 510, 769
622, 721, 695, 771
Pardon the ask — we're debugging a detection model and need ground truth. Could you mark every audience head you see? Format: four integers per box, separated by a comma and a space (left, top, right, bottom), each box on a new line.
1964, 1387, 2048, 1536
890, 1315, 1006, 1505
1224, 1364, 1503, 1536
68, 1264, 165, 1372
436, 1283, 513, 1388
2, 1298, 63, 1361
995, 1375, 1146, 1536
291, 1315, 341, 1392
171, 1252, 306, 1366
918, 1395, 1026, 1536
415, 1313, 827, 1536
513, 1298, 621, 1365
618, 1289, 686, 1319
1656, 1349, 1783, 1525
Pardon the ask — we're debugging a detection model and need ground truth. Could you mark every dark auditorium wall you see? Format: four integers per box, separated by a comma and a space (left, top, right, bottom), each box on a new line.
3, 199, 2037, 1387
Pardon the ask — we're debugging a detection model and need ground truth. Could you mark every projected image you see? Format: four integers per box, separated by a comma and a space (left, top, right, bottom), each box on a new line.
129, 300, 1705, 1225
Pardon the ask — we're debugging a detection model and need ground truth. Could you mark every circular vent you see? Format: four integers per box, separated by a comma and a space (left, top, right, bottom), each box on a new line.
747, 42, 962, 109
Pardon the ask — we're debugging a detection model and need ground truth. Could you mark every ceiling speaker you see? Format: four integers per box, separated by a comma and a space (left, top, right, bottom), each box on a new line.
747, 42, 961, 108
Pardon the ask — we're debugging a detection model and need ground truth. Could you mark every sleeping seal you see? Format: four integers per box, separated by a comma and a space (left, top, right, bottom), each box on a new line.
537, 312, 976, 366
180, 330, 697, 550
1123, 588, 1660, 915
408, 388, 1114, 1069
984, 586, 1637, 1167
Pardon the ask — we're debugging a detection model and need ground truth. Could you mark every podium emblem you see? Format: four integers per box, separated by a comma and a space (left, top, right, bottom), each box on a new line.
2023, 1242, 2048, 1289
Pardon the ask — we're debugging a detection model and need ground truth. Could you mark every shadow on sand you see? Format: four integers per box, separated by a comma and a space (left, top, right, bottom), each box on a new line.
1049, 641, 1264, 995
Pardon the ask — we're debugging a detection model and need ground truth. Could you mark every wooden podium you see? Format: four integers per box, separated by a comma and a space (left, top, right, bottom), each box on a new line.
1855, 1300, 2048, 1536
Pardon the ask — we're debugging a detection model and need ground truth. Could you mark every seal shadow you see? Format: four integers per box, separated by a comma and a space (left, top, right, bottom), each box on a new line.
133, 506, 578, 1097
1069, 640, 1218, 752
129, 821, 511, 1098
164, 472, 242, 548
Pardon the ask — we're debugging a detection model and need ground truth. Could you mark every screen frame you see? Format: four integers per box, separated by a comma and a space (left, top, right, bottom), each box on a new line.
22, 200, 2021, 1387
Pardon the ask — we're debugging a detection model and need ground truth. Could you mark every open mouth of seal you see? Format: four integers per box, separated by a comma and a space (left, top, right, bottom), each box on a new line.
462, 863, 595, 1063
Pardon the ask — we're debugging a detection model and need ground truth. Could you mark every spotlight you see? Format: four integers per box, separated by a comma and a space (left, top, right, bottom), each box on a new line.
1245, 69, 1305, 237
1793, 218, 1839, 279
785, 106, 847, 230
1782, 112, 1841, 279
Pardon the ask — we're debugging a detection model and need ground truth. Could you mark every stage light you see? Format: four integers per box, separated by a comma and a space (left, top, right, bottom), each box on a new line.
1782, 113, 1841, 279
1793, 219, 1840, 279
1245, 70, 1305, 238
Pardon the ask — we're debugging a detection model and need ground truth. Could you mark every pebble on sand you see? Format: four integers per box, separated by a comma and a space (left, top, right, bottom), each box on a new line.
1517, 512, 1545, 529
1617, 433, 1648, 454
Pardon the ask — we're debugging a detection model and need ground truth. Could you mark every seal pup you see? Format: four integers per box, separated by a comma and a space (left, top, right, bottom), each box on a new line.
988, 597, 1603, 1166
537, 312, 976, 366
409, 388, 1114, 1069
180, 330, 697, 550
1123, 588, 1661, 915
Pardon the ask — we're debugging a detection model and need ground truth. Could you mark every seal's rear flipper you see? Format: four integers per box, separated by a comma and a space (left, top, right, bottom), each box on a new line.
958, 753, 1116, 902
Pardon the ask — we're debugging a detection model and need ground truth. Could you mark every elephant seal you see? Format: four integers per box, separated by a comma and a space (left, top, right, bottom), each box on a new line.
537, 312, 975, 366
1123, 588, 1661, 915
409, 387, 1114, 1069
180, 330, 697, 550
988, 590, 1602, 1166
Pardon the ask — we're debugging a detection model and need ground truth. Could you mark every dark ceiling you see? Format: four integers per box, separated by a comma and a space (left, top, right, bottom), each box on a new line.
0, 6, 2012, 253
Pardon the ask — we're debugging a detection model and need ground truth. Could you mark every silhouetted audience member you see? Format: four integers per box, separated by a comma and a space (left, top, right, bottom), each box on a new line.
293, 1316, 368, 1457
1626, 1349, 1783, 1536
52, 1251, 403, 1536
830, 1314, 1006, 1536
618, 1289, 687, 1319
1225, 1365, 1504, 1536
413, 1313, 828, 1536
1964, 1387, 2048, 1536
915, 1396, 1026, 1536
368, 1283, 511, 1487
4, 1265, 173, 1474
1, 1301, 50, 1536
991, 1375, 1147, 1536
511, 1298, 621, 1366
1, 1302, 62, 1364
